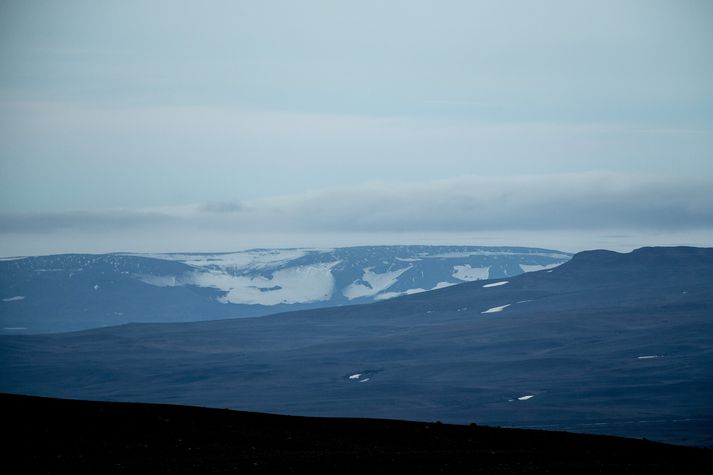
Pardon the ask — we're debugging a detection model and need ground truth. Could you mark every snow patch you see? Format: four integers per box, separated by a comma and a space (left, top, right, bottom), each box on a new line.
136, 275, 179, 287
374, 281, 456, 301
520, 263, 562, 273
452, 265, 490, 281
483, 281, 509, 288
518, 395, 535, 401
2, 296, 25, 302
348, 373, 372, 383
374, 291, 404, 301
374, 287, 427, 301
404, 288, 428, 296
433, 281, 455, 289
139, 261, 340, 305
482, 304, 511, 314
343, 266, 412, 300
194, 261, 340, 305
637, 355, 664, 360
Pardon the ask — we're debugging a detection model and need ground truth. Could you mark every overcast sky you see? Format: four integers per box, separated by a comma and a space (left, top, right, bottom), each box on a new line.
1, 0, 712, 255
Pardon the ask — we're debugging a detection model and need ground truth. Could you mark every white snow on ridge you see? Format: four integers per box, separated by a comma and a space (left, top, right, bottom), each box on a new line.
374, 291, 403, 301
374, 281, 456, 301
482, 304, 511, 314
433, 281, 455, 289
483, 281, 509, 288
2, 296, 25, 302
518, 395, 535, 401
140, 249, 319, 271
343, 266, 413, 300
395, 257, 422, 262
520, 263, 562, 273
122, 248, 570, 306
193, 261, 340, 305
423, 251, 570, 259
142, 249, 569, 269
637, 355, 664, 360
348, 373, 371, 383
137, 275, 179, 287
452, 265, 490, 281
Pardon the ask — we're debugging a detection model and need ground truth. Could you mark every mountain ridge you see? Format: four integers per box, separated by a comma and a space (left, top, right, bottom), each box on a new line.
0, 245, 571, 333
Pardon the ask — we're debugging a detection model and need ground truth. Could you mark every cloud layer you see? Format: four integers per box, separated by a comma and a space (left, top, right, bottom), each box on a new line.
2, 174, 711, 247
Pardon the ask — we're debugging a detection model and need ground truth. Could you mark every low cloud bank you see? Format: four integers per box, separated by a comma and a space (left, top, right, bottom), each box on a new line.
3, 173, 711, 234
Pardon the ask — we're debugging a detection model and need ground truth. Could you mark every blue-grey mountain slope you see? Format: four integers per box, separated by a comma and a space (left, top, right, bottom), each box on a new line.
1, 247, 711, 447
0, 245, 569, 333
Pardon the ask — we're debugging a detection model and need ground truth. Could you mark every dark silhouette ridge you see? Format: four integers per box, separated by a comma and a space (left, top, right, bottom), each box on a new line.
4, 393, 712, 475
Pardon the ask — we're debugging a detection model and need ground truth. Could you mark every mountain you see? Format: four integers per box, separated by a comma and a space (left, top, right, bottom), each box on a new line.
1, 246, 712, 446
5, 393, 712, 474
0, 245, 570, 333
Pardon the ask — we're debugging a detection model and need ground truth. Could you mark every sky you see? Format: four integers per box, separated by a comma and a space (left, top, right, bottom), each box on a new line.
0, 0, 712, 255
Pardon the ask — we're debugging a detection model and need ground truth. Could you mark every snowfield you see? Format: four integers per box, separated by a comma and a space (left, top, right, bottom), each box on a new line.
374, 281, 455, 301
128, 247, 570, 307
483, 281, 509, 288
194, 262, 341, 305
452, 265, 490, 281
2, 296, 25, 302
343, 266, 413, 300
519, 263, 562, 273
482, 304, 511, 314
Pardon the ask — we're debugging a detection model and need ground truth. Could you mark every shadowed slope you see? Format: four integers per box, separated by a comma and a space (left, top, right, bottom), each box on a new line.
4, 393, 712, 475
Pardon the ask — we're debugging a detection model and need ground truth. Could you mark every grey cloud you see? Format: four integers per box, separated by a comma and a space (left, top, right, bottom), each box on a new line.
198, 201, 244, 214
0, 209, 177, 233
249, 173, 713, 233
2, 174, 712, 236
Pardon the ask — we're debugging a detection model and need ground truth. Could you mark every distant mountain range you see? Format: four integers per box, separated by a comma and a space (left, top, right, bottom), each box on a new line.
2, 246, 711, 446
0, 245, 570, 333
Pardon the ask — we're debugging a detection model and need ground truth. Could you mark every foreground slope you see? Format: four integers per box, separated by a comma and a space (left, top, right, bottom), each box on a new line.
4, 393, 712, 475
0, 245, 569, 333
1, 247, 712, 446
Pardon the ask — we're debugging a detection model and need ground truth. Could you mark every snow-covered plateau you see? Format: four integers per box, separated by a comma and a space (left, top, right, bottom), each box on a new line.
0, 245, 570, 332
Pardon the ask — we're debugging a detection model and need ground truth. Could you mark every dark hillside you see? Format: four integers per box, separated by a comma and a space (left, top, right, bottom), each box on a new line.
4, 393, 712, 475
